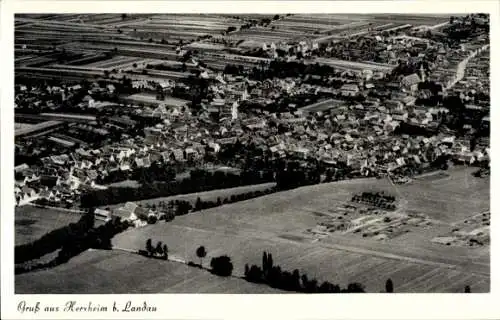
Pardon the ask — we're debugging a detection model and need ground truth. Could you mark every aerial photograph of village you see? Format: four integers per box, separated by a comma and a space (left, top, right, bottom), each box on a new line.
14, 13, 489, 294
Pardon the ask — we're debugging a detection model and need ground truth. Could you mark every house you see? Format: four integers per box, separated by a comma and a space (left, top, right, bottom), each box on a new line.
113, 202, 138, 221
17, 186, 39, 206
294, 147, 310, 159
340, 84, 360, 97
107, 84, 116, 94
152, 105, 168, 119
171, 148, 185, 162
94, 208, 112, 222
15, 163, 29, 173
185, 147, 199, 161
401, 73, 421, 92
40, 175, 61, 188
83, 95, 95, 108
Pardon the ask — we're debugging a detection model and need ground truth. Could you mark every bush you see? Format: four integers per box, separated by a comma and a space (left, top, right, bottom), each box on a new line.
210, 255, 233, 277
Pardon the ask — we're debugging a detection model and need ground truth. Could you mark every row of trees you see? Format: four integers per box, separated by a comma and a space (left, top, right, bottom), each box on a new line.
82, 168, 274, 207
276, 162, 321, 191
139, 239, 168, 260
249, 60, 342, 81
141, 188, 274, 226
244, 252, 366, 293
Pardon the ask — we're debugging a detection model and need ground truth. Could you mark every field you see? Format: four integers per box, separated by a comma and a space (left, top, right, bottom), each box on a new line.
230, 14, 449, 46
16, 249, 282, 293
111, 167, 489, 293
15, 205, 83, 246
105, 182, 276, 210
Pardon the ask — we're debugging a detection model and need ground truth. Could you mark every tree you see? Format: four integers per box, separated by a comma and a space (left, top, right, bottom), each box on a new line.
464, 285, 471, 293
210, 255, 233, 277
196, 246, 207, 267
262, 252, 268, 271
156, 241, 164, 256
195, 197, 202, 211
163, 244, 168, 260
147, 215, 158, 224
146, 238, 153, 256
385, 278, 394, 293
347, 282, 365, 293
301, 274, 308, 289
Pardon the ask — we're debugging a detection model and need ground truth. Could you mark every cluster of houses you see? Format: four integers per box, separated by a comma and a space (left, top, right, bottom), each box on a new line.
14, 15, 490, 210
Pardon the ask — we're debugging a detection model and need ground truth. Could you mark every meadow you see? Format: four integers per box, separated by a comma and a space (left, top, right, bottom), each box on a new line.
15, 205, 83, 246
16, 249, 282, 293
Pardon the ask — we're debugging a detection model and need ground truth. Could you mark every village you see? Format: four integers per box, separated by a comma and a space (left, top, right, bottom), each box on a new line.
14, 14, 490, 229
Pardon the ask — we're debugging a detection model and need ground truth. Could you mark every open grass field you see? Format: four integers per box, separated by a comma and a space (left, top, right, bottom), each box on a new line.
15, 249, 282, 293
111, 166, 489, 292
15, 205, 83, 246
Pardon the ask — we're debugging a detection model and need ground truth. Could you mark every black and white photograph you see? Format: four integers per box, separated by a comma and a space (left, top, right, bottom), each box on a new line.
11, 11, 491, 294
2, 1, 499, 319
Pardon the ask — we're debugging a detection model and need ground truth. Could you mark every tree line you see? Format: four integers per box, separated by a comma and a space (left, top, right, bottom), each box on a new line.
141, 188, 275, 226
244, 251, 365, 293
81, 168, 274, 207
276, 161, 321, 191
139, 239, 168, 260
134, 244, 476, 293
